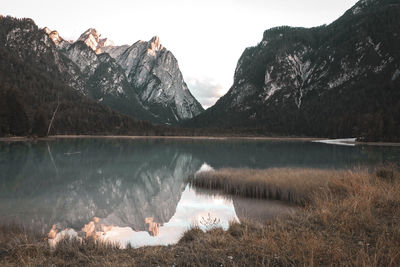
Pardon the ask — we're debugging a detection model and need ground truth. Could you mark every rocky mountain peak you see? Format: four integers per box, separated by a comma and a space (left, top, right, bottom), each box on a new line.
43, 27, 67, 46
43, 27, 51, 34
98, 37, 114, 47
351, 0, 398, 15
352, 0, 375, 14
78, 28, 99, 42
103, 34, 203, 122
147, 36, 163, 56
77, 28, 114, 54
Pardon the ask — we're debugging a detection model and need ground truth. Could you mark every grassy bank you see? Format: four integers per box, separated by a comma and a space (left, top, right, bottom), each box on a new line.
1, 166, 400, 266
190, 168, 356, 205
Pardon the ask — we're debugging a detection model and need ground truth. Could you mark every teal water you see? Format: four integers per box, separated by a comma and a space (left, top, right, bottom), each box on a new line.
0, 138, 399, 247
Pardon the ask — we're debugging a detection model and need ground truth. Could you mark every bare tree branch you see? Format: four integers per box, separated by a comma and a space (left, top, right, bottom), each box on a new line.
47, 95, 60, 136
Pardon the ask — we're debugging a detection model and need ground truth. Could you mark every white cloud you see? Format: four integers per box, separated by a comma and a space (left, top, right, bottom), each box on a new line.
187, 77, 227, 109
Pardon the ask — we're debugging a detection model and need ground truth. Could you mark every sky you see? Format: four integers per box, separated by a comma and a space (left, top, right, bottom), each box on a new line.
1, 0, 359, 108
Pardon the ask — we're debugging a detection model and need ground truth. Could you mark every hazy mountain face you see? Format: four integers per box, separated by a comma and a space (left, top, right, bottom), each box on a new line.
186, 0, 400, 141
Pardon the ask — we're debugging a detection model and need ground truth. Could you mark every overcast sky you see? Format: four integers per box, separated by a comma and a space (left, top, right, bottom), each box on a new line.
1, 0, 359, 108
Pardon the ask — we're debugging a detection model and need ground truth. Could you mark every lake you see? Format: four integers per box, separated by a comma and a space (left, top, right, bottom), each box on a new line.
0, 138, 399, 248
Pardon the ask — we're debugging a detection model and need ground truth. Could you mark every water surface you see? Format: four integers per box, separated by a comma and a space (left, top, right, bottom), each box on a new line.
0, 138, 399, 247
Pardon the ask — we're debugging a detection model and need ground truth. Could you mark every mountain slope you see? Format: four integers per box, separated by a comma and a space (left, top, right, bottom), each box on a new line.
102, 36, 204, 123
61, 39, 158, 122
185, 0, 400, 141
0, 16, 158, 136
50, 27, 204, 124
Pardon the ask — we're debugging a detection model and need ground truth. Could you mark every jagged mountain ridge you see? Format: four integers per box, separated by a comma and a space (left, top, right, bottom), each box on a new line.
186, 0, 400, 141
77, 28, 114, 53
45, 27, 203, 124
0, 16, 162, 136
104, 36, 204, 121
59, 39, 157, 122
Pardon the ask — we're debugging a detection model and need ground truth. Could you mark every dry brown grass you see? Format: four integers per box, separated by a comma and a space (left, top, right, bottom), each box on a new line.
190, 167, 356, 205
1, 166, 400, 266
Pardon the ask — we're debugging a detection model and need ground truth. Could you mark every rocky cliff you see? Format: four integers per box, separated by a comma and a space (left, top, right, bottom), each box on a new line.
101, 36, 204, 123
105, 36, 204, 122
61, 39, 156, 121
186, 0, 400, 141
45, 27, 203, 124
77, 28, 114, 53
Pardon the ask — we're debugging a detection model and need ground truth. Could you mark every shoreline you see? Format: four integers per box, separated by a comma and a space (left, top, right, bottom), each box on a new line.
0, 135, 322, 142
0, 135, 399, 146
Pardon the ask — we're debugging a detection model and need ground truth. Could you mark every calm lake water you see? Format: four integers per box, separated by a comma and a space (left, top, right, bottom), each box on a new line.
0, 138, 399, 248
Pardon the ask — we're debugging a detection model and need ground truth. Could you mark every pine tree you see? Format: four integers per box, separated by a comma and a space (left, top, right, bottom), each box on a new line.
6, 88, 30, 136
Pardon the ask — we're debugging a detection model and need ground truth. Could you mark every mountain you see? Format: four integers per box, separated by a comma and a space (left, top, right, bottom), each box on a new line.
185, 0, 400, 141
0, 16, 159, 136
77, 28, 114, 53
59, 35, 156, 122
103, 36, 204, 122
45, 27, 203, 124
0, 14, 203, 137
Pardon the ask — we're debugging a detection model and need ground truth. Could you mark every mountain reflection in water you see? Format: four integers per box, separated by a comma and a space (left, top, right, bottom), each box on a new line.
48, 185, 239, 248
0, 139, 203, 234
1, 138, 399, 248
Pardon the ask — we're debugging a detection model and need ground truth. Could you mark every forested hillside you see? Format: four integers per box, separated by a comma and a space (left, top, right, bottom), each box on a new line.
185, 0, 400, 142
0, 17, 158, 136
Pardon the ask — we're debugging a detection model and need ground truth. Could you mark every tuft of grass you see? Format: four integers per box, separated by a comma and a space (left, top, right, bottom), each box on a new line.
1, 165, 400, 266
375, 163, 400, 182
178, 227, 204, 244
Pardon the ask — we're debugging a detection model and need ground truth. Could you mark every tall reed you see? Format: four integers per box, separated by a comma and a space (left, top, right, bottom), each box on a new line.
190, 167, 354, 205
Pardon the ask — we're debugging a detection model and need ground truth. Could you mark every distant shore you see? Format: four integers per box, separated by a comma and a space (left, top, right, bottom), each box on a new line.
0, 135, 400, 146
0, 135, 322, 142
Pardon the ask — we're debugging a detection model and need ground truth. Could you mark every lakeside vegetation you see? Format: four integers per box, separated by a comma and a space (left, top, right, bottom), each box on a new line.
1, 165, 399, 266
190, 168, 354, 205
